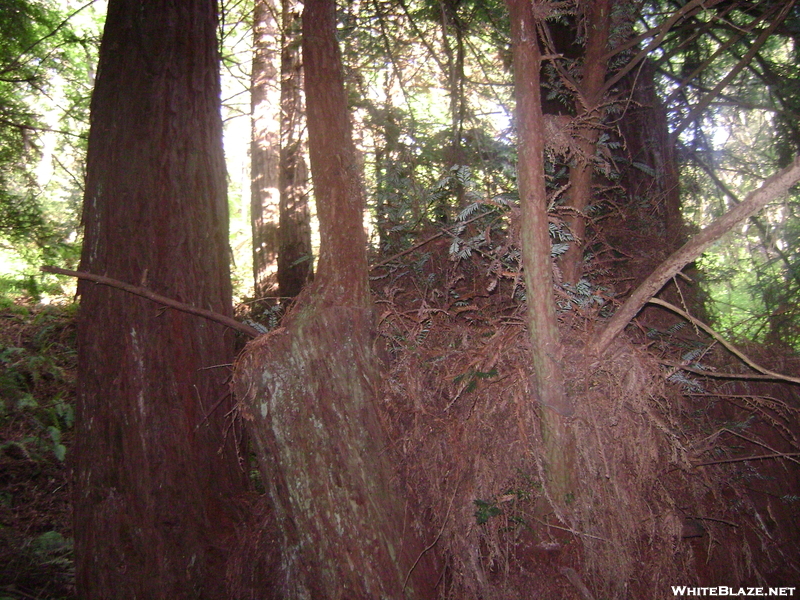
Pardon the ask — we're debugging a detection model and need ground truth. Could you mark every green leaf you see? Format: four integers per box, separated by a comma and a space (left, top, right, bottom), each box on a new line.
53, 443, 66, 462
16, 393, 38, 410
474, 498, 502, 525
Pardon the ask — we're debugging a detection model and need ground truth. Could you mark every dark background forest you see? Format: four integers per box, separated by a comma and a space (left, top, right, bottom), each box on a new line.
1, 0, 800, 598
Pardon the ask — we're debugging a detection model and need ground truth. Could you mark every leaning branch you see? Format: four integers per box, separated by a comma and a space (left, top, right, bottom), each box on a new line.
670, 0, 794, 141
694, 452, 800, 468
589, 154, 800, 357
650, 298, 800, 386
599, 0, 715, 97
41, 265, 260, 338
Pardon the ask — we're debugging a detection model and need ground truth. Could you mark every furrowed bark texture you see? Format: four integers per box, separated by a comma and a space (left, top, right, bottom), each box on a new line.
613, 59, 685, 286
74, 1, 245, 597
507, 0, 577, 508
234, 0, 437, 596
277, 0, 313, 298
302, 0, 370, 306
560, 0, 611, 285
507, 0, 572, 418
236, 308, 434, 599
251, 0, 281, 298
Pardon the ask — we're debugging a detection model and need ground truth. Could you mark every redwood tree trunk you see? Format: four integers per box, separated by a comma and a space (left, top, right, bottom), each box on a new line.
233, 0, 437, 596
74, 1, 246, 597
560, 0, 611, 285
277, 0, 313, 299
506, 0, 576, 508
252, 0, 313, 301
301, 0, 370, 307
251, 0, 281, 299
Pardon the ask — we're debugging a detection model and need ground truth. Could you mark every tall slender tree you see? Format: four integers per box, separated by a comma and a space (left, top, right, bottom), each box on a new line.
506, 0, 576, 510
251, 0, 312, 301
558, 0, 612, 285
234, 0, 437, 596
73, 1, 246, 597
251, 0, 281, 299
276, 0, 313, 298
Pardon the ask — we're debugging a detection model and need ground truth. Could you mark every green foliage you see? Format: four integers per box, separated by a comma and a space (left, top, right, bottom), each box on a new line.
0, 0, 58, 255
0, 302, 75, 597
31, 530, 72, 558
453, 366, 497, 395
558, 277, 612, 315
473, 475, 541, 529
473, 498, 501, 525
0, 0, 101, 299
648, 1, 800, 349
0, 305, 76, 462
338, 0, 518, 255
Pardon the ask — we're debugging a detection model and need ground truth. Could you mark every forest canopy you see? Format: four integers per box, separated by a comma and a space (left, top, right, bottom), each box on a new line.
1, 1, 800, 598
0, 0, 102, 300
0, 0, 797, 350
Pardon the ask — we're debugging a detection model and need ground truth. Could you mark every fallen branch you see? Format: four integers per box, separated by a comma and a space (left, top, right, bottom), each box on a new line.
590, 154, 800, 357
715, 427, 800, 467
694, 452, 800, 467
41, 265, 260, 338
650, 298, 800, 386
659, 360, 800, 387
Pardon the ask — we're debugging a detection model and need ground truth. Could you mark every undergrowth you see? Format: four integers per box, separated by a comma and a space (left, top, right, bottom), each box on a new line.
2, 214, 799, 600
0, 302, 76, 600
373, 223, 800, 599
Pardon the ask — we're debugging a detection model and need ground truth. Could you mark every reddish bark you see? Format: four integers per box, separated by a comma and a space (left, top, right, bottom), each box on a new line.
506, 0, 576, 509
236, 308, 437, 599
615, 60, 684, 275
251, 0, 281, 299
252, 0, 313, 301
74, 1, 246, 597
302, 0, 370, 307
507, 0, 572, 418
233, 0, 438, 596
560, 0, 612, 285
277, 0, 313, 299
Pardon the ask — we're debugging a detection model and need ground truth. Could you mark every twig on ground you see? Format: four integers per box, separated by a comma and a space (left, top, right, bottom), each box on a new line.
649, 297, 800, 386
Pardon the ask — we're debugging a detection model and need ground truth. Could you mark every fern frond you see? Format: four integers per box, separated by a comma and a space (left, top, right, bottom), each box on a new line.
457, 203, 482, 221
632, 161, 656, 177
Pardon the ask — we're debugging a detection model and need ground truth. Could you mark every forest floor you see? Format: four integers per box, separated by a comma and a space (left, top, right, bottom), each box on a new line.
370, 241, 800, 598
0, 302, 76, 599
2, 247, 800, 599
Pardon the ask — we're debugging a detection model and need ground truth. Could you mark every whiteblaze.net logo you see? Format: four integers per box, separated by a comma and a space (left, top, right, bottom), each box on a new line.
671, 587, 796, 597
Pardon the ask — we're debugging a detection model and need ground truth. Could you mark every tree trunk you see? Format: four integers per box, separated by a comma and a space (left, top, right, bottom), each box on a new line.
439, 0, 468, 218
506, 0, 576, 508
74, 1, 246, 598
559, 0, 611, 285
251, 0, 281, 299
301, 0, 371, 307
277, 0, 313, 299
614, 59, 685, 283
234, 0, 437, 597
